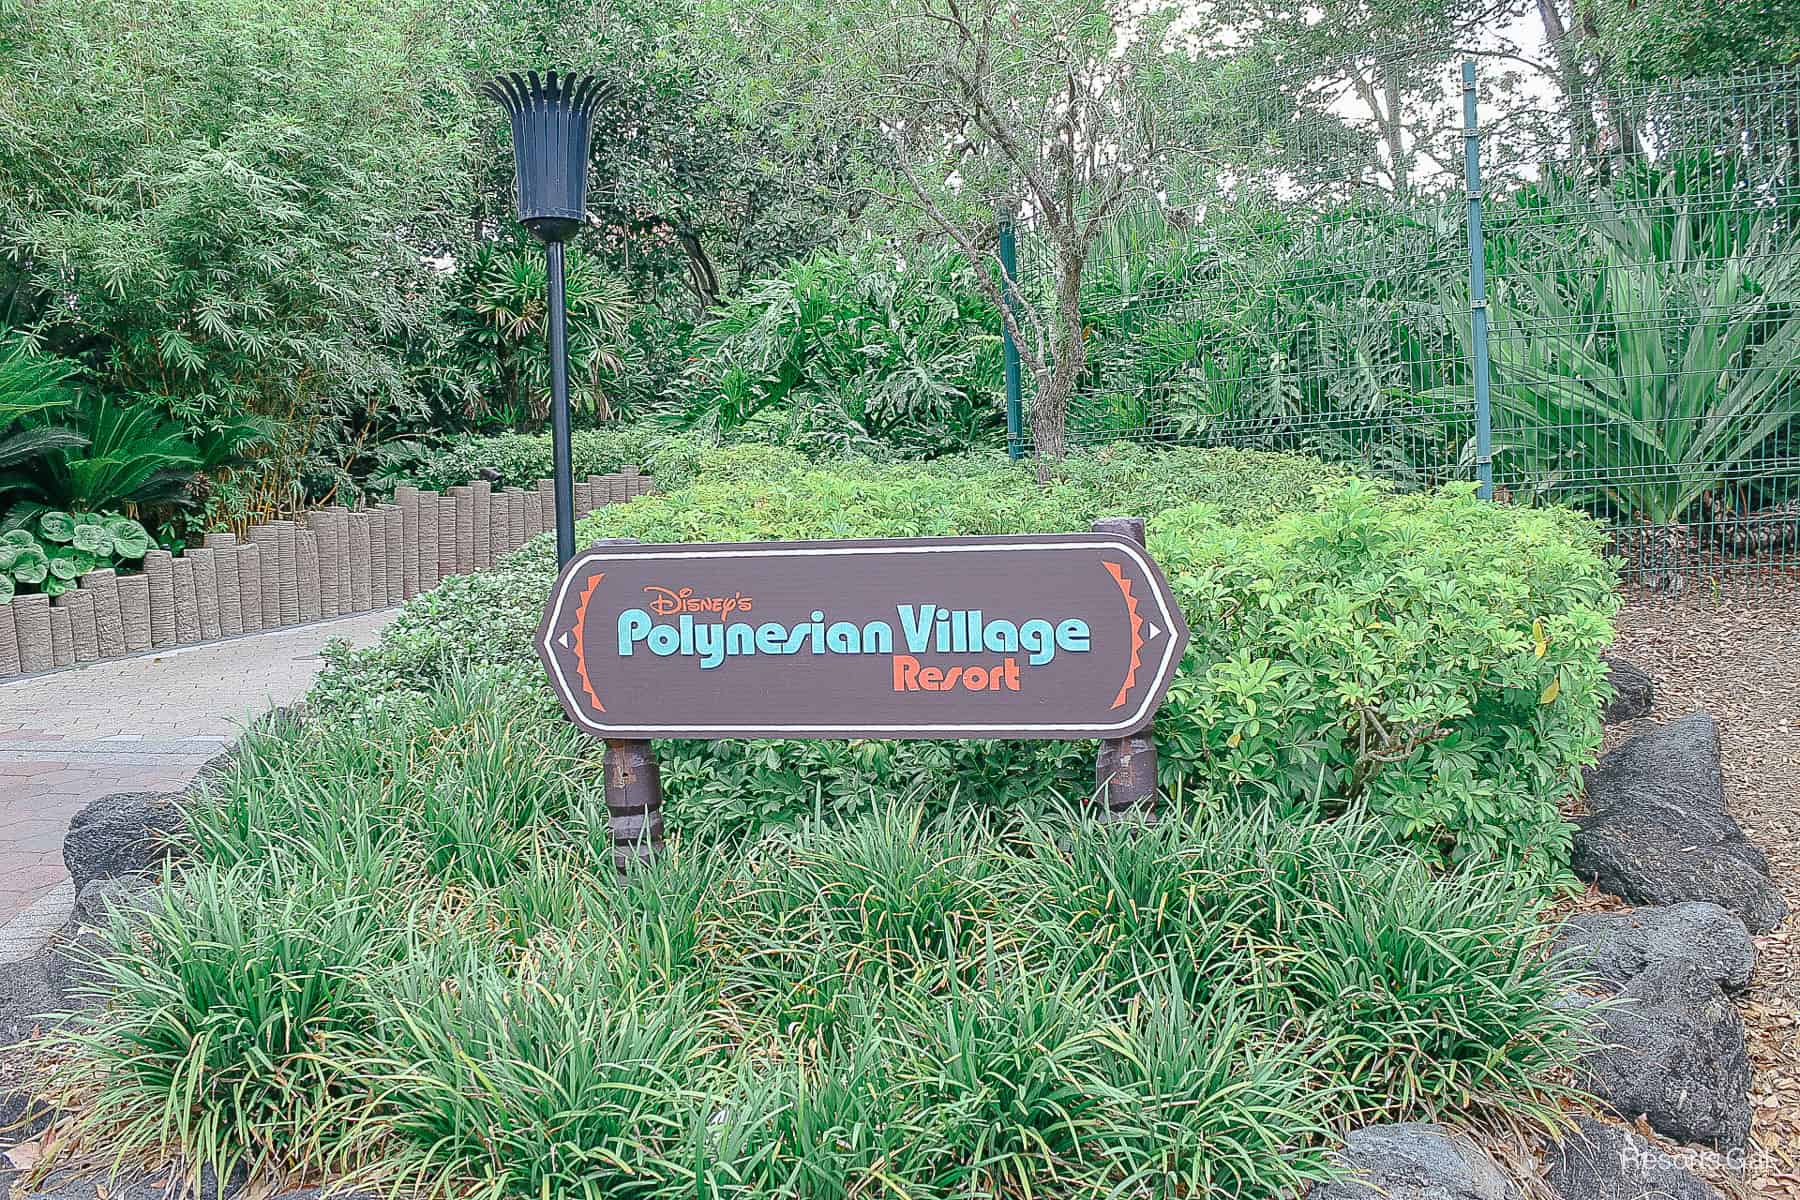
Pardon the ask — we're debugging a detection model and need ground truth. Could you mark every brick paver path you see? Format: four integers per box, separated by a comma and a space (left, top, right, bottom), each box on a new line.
0, 612, 396, 936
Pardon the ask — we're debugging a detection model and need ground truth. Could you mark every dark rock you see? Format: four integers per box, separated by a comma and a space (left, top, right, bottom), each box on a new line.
43, 929, 113, 1011
1574, 817, 1786, 934
1575, 714, 1786, 933
0, 948, 62, 1048
1554, 903, 1755, 994
196, 748, 239, 784
41, 877, 156, 1009
1600, 657, 1655, 724
1578, 964, 1751, 1149
19, 1164, 239, 1200
61, 792, 183, 894
1545, 1116, 1717, 1200
70, 875, 157, 929
1583, 715, 1746, 855
0, 1086, 56, 1141
1310, 1123, 1518, 1200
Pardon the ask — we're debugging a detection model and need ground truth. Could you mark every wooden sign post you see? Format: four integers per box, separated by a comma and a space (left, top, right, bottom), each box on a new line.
537, 524, 1190, 865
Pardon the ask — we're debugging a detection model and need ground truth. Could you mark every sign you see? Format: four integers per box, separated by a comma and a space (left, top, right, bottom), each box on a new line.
535, 533, 1190, 741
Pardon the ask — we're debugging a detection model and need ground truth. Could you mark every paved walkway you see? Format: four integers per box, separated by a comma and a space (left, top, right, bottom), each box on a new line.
0, 611, 396, 945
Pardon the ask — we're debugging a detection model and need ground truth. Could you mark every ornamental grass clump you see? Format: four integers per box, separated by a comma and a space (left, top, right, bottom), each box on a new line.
39, 674, 1588, 1198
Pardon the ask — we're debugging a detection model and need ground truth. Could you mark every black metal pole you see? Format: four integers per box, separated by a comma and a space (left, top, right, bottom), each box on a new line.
546, 240, 576, 567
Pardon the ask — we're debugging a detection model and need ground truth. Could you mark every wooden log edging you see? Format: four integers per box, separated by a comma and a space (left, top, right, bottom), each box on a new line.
0, 468, 650, 681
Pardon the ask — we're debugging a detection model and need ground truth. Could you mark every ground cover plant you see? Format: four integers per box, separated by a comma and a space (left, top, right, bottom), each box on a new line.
48, 684, 1588, 1198
0, 512, 152, 602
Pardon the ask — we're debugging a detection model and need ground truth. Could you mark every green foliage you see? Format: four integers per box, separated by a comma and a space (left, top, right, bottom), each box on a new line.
1454, 179, 1800, 527
682, 243, 1006, 457
315, 444, 1613, 870
1152, 482, 1616, 865
4, 391, 270, 527
1580, 0, 1800, 81
0, 0, 471, 512
48, 679, 1586, 1195
368, 421, 709, 499
0, 511, 151, 602
59, 859, 409, 1189
449, 242, 637, 423
0, 337, 88, 481
1070, 202, 1470, 478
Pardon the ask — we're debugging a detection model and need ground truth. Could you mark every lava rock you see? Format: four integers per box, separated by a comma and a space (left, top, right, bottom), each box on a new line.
69, 875, 157, 930
0, 948, 62, 1048
1600, 657, 1655, 724
1545, 1116, 1718, 1200
1574, 714, 1786, 933
1310, 1123, 1518, 1200
61, 792, 183, 894
1577, 964, 1752, 1149
1554, 903, 1755, 994
0, 1087, 56, 1142
44, 876, 159, 1006
1583, 714, 1752, 857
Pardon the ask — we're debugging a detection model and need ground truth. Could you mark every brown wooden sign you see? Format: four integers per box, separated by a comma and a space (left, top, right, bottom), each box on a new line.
535, 533, 1190, 741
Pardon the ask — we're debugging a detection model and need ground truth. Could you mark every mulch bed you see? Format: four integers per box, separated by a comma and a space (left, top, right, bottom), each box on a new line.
1604, 575, 1800, 1200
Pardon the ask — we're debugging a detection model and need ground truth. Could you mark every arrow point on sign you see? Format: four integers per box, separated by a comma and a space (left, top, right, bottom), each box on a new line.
558, 632, 573, 649
1147, 622, 1162, 641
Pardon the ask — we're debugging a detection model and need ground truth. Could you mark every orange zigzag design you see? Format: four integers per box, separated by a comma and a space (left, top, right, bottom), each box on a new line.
1103, 561, 1144, 709
572, 572, 605, 713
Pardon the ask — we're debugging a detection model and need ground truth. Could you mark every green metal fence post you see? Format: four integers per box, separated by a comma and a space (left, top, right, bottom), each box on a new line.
998, 214, 1024, 460
1461, 60, 1495, 500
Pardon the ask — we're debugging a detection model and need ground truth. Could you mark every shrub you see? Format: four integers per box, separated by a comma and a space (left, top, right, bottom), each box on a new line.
368, 421, 692, 498
1151, 481, 1616, 866
316, 443, 1613, 870
679, 243, 1006, 459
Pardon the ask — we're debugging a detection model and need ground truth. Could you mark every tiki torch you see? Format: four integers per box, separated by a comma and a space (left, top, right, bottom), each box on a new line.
481, 70, 605, 567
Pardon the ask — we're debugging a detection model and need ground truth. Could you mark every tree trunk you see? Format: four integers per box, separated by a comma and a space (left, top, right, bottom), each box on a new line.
1381, 68, 1412, 199
1032, 249, 1087, 481
677, 228, 722, 317
1537, 0, 1597, 166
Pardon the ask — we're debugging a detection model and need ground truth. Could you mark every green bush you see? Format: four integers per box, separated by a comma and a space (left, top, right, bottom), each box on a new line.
315, 443, 1614, 870
1151, 482, 1616, 866
48, 682, 1585, 1196
368, 421, 697, 498
680, 243, 1006, 459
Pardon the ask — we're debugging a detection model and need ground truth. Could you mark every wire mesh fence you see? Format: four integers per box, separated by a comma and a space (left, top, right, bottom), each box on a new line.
1011, 55, 1800, 586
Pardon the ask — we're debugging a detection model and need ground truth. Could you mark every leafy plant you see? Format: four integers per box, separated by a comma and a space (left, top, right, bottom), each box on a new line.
368, 420, 702, 500
682, 244, 1005, 458
453, 242, 636, 423
0, 530, 49, 604
0, 511, 152, 601
0, 336, 87, 479
6, 395, 270, 525
315, 443, 1615, 870
44, 679, 1586, 1197
1454, 188, 1800, 531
